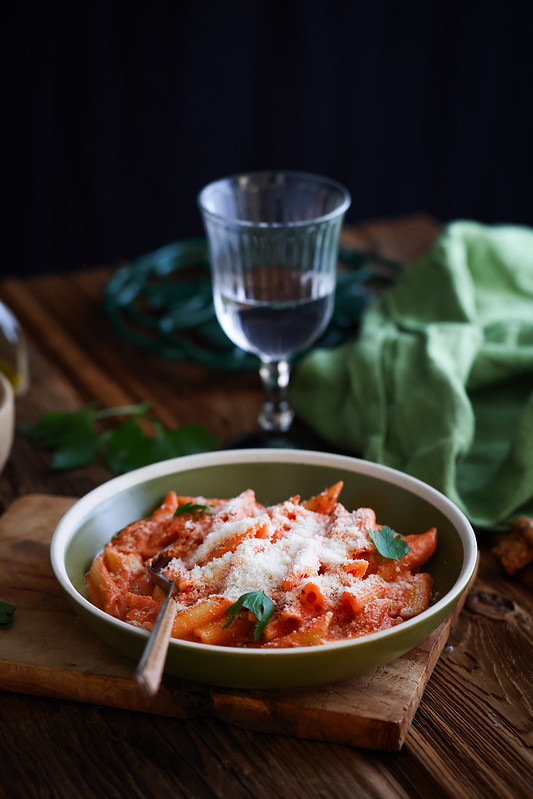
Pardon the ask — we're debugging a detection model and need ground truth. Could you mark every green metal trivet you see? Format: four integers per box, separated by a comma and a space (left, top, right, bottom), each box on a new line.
104, 238, 400, 370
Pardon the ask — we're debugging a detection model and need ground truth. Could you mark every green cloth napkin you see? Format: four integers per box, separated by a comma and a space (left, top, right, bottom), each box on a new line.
291, 221, 533, 529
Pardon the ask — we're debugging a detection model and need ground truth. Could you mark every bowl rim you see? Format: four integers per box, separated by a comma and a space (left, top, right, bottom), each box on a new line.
50, 448, 478, 657
0, 370, 15, 470
196, 170, 352, 230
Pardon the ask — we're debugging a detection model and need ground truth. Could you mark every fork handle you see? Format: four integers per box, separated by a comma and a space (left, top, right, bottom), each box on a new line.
135, 588, 178, 698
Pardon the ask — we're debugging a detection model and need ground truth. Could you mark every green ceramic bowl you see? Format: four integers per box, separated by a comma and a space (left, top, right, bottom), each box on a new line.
50, 449, 477, 689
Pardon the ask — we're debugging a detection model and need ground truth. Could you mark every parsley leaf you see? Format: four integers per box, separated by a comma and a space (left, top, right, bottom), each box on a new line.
223, 590, 274, 641
19, 403, 149, 447
19, 404, 220, 475
0, 601, 16, 628
18, 403, 150, 471
19, 406, 102, 469
104, 420, 220, 474
369, 526, 411, 561
174, 502, 214, 516
50, 412, 102, 470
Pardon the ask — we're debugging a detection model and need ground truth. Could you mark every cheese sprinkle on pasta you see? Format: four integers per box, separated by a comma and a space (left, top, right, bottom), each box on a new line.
85, 483, 437, 648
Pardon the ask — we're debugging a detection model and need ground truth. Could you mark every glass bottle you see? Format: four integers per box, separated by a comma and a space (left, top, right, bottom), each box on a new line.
0, 300, 29, 395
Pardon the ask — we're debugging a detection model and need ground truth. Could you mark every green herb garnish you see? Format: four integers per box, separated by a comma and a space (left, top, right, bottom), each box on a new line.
174, 502, 214, 516
369, 526, 411, 561
0, 601, 16, 628
18, 404, 220, 474
223, 590, 274, 641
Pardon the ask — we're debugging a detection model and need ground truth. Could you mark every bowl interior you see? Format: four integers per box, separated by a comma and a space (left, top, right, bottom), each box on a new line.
64, 459, 465, 606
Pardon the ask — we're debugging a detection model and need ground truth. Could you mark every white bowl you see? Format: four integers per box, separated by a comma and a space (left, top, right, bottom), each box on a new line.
0, 371, 14, 472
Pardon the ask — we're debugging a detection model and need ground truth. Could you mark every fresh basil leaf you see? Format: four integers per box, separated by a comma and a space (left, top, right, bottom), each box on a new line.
164, 424, 221, 457
20, 403, 221, 475
50, 416, 102, 470
105, 419, 220, 474
104, 417, 164, 473
18, 403, 148, 458
369, 525, 411, 561
0, 601, 16, 627
18, 406, 97, 448
223, 590, 274, 641
174, 502, 214, 516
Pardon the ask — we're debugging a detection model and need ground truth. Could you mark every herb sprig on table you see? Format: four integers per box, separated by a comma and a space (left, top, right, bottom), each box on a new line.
18, 403, 221, 474
0, 601, 16, 628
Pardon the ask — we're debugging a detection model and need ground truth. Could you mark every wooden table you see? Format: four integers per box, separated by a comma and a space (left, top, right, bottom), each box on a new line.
0, 216, 531, 799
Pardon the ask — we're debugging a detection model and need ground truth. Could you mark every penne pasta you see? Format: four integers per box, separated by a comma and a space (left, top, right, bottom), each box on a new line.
85, 482, 437, 649
282, 543, 321, 590
300, 582, 326, 610
264, 614, 333, 648
172, 596, 231, 638
301, 481, 343, 514
397, 573, 433, 620
194, 614, 253, 646
340, 574, 388, 618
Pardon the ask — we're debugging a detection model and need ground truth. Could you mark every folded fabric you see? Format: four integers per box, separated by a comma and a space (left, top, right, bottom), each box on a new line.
290, 221, 533, 529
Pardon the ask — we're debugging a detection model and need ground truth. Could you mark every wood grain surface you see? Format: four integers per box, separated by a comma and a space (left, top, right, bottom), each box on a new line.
0, 493, 472, 753
1, 217, 532, 799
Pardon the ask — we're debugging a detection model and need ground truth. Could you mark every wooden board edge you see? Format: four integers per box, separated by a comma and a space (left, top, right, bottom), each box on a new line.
0, 661, 404, 750
0, 495, 479, 752
210, 694, 404, 751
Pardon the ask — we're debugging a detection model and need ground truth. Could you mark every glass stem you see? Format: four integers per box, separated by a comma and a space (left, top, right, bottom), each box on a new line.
258, 360, 294, 432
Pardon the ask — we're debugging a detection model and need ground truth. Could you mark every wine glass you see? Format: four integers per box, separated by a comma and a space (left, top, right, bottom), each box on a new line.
197, 171, 351, 438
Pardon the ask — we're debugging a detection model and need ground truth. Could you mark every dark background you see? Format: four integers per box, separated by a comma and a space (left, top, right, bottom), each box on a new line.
2, 0, 532, 278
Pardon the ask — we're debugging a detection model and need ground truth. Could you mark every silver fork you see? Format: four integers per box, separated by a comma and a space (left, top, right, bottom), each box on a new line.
135, 564, 178, 698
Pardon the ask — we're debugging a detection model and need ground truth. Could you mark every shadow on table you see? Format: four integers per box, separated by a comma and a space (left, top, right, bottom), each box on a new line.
222, 419, 360, 458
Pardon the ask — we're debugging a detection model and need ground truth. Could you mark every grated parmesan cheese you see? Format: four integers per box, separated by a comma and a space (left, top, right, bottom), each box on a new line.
86, 483, 437, 648
190, 514, 271, 566
166, 496, 365, 610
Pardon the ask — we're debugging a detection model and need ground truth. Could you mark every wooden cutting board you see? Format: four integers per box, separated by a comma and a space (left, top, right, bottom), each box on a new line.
0, 494, 471, 751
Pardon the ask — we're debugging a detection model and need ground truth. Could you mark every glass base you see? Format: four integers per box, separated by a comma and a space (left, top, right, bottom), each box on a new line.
257, 360, 293, 433
257, 406, 294, 433
223, 420, 356, 454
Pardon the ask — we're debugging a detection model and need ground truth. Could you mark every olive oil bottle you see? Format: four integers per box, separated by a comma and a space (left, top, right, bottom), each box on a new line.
0, 300, 29, 395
